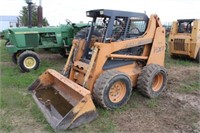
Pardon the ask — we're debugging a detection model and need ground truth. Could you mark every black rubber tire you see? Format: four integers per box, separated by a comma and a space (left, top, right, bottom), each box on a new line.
12, 51, 24, 64
93, 70, 132, 110
17, 51, 41, 72
195, 49, 200, 63
59, 48, 68, 58
12, 53, 18, 64
137, 64, 168, 98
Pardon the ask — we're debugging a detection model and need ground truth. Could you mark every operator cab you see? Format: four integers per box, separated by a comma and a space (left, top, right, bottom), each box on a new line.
82, 9, 149, 61
86, 9, 149, 42
177, 19, 195, 33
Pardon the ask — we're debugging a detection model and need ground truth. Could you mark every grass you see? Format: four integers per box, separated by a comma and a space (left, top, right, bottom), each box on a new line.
165, 49, 199, 68
0, 39, 199, 132
146, 99, 158, 108
0, 40, 11, 62
172, 63, 200, 94
179, 81, 200, 93
0, 39, 117, 133
0, 39, 64, 132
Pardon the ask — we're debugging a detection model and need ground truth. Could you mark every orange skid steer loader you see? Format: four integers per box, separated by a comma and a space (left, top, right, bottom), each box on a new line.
29, 9, 167, 131
168, 19, 200, 62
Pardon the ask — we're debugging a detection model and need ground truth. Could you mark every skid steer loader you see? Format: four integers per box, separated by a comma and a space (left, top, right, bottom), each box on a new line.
168, 19, 200, 62
29, 9, 167, 131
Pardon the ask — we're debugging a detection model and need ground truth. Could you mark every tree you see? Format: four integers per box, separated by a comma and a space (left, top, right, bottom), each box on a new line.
19, 4, 49, 26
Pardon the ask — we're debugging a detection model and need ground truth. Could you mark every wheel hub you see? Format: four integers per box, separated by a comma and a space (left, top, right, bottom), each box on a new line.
109, 81, 126, 103
23, 57, 36, 69
152, 73, 164, 92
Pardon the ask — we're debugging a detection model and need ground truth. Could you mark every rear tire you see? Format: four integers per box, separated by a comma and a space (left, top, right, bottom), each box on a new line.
17, 51, 41, 72
12, 51, 23, 64
137, 64, 168, 98
93, 70, 132, 110
59, 48, 68, 58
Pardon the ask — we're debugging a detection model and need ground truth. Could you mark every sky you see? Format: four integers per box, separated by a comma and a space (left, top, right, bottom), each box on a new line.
0, 0, 199, 26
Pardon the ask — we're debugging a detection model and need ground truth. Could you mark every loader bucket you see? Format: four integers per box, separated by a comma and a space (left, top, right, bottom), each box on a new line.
28, 69, 98, 131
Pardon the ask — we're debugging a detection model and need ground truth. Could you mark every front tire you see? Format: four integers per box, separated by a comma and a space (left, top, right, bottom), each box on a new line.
17, 51, 41, 72
137, 64, 168, 98
93, 70, 132, 110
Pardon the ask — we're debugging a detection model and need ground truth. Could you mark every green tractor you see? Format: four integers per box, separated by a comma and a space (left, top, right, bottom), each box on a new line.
1, 29, 10, 44
6, 21, 88, 72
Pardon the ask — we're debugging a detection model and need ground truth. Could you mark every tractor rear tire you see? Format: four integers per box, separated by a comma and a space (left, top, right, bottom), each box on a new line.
17, 51, 41, 72
93, 70, 132, 110
12, 51, 24, 64
137, 64, 168, 98
59, 48, 68, 58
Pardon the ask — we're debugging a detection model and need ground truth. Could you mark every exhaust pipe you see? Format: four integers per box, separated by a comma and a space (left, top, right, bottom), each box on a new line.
27, 1, 33, 28
37, 0, 43, 27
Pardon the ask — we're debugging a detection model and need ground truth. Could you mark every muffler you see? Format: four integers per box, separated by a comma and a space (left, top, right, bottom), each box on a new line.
28, 69, 98, 131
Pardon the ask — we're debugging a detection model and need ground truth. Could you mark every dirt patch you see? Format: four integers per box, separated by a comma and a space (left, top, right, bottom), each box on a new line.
167, 66, 200, 89
167, 91, 200, 113
113, 94, 199, 133
39, 53, 63, 60
112, 66, 200, 133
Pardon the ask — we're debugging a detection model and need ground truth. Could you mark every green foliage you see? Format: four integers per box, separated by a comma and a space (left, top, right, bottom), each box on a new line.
19, 4, 49, 26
